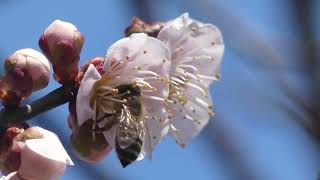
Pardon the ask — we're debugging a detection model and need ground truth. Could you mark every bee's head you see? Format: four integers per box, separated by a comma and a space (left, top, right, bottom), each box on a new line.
115, 84, 141, 97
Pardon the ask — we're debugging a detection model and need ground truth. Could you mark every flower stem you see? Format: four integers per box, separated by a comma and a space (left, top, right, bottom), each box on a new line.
0, 85, 75, 127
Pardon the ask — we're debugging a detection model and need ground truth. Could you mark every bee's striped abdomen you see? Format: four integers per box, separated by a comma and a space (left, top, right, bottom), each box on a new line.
115, 137, 142, 168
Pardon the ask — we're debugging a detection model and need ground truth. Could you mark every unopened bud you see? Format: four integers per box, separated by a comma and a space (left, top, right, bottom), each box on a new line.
125, 17, 164, 37
71, 120, 112, 163
39, 20, 84, 84
2, 49, 50, 100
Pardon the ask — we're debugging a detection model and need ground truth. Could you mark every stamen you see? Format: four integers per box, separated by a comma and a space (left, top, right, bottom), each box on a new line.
197, 74, 220, 81
195, 97, 212, 109
185, 82, 207, 96
134, 79, 154, 89
177, 64, 198, 72
114, 90, 131, 97
102, 96, 126, 103
171, 76, 186, 85
179, 55, 212, 64
137, 70, 159, 77
184, 114, 194, 121
170, 124, 179, 133
142, 94, 172, 103
143, 75, 162, 81
97, 85, 116, 92
142, 88, 157, 93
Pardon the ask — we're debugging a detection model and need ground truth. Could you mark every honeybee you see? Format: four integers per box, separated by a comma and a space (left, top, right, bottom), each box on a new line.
92, 83, 147, 167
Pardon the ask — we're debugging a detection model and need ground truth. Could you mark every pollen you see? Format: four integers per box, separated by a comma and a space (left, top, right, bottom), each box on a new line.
125, 56, 129, 60
143, 50, 147, 54
191, 26, 196, 32
162, 59, 166, 63
211, 42, 215, 46
208, 111, 214, 117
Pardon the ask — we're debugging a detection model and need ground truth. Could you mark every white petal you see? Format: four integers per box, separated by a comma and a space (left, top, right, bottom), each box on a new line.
158, 12, 224, 85
25, 127, 73, 165
40, 128, 73, 165
104, 33, 171, 86
17, 127, 72, 180
45, 20, 78, 38
76, 64, 101, 126
169, 93, 213, 145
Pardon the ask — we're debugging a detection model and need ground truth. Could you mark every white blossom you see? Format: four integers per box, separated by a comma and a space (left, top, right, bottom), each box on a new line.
77, 33, 171, 160
157, 13, 224, 147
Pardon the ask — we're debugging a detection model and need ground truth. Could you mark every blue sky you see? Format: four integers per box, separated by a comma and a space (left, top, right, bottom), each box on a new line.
0, 1, 319, 180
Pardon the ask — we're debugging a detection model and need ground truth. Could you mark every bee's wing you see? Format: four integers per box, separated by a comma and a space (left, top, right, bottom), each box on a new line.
116, 107, 143, 149
137, 120, 153, 161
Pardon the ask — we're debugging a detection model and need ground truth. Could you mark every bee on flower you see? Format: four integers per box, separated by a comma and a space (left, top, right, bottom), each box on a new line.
76, 33, 171, 167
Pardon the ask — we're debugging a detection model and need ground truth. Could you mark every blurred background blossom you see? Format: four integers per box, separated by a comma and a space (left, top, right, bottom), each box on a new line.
0, 0, 319, 180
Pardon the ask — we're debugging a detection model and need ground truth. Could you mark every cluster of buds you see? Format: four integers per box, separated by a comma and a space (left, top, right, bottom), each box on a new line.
0, 19, 84, 178
0, 20, 84, 108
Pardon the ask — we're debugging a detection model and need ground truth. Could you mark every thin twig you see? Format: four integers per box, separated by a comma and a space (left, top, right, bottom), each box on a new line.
0, 85, 74, 127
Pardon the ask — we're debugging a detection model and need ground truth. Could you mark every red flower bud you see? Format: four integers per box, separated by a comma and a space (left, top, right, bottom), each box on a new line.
39, 20, 84, 84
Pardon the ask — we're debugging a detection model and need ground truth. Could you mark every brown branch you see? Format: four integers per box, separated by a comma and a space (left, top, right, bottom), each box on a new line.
0, 85, 74, 127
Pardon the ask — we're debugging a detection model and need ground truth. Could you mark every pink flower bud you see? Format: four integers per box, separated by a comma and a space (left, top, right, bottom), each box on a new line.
125, 17, 164, 37
71, 120, 112, 163
2, 48, 50, 99
39, 20, 84, 84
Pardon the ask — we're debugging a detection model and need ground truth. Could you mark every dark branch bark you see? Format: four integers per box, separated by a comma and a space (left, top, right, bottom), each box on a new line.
0, 85, 74, 127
